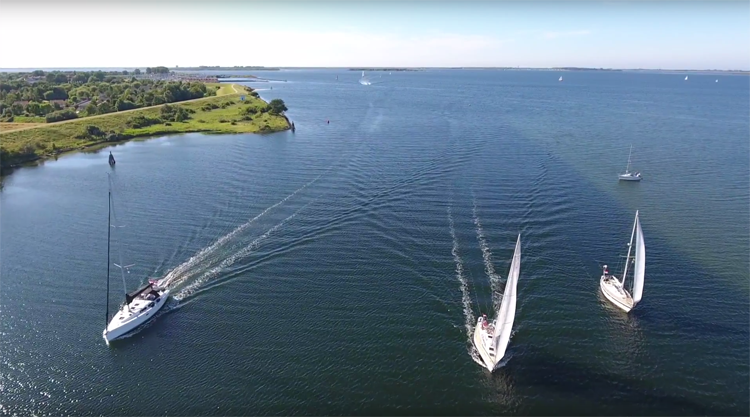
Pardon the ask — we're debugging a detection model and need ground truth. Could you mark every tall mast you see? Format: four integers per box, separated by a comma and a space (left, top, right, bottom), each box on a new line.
621, 211, 639, 287
106, 174, 111, 327
625, 145, 633, 173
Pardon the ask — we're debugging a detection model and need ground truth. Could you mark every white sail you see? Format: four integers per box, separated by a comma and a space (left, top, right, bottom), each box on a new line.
492, 234, 521, 359
632, 214, 645, 304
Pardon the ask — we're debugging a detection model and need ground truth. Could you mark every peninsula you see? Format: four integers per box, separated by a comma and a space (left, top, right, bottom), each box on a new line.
0, 69, 291, 175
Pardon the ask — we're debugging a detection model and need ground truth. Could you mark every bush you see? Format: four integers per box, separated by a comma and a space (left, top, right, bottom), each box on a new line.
45, 109, 78, 123
127, 115, 162, 129
160, 104, 191, 122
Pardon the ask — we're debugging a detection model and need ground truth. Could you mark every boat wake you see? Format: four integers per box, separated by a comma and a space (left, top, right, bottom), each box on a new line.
171, 196, 318, 301
448, 204, 487, 367
157, 165, 334, 292
472, 191, 502, 309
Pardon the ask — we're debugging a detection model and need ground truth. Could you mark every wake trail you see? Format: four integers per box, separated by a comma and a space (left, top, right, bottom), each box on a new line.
448, 206, 475, 338
173, 194, 321, 301
158, 163, 335, 290
472, 191, 502, 310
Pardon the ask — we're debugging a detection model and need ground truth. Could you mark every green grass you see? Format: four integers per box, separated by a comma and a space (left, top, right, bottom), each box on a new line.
13, 116, 46, 123
0, 93, 289, 171
205, 83, 249, 96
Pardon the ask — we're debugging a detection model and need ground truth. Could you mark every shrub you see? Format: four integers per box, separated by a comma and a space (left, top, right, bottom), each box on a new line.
127, 115, 162, 129
45, 109, 78, 123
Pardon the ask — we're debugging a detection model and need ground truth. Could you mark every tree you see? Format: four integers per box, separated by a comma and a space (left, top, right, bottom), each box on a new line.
134, 68, 141, 75
43, 87, 68, 100
26, 102, 41, 116
10, 103, 24, 115
72, 73, 88, 84
115, 99, 136, 111
268, 99, 287, 115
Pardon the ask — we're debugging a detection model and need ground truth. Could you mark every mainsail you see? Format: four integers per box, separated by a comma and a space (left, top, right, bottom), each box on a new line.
632, 215, 645, 304
492, 234, 521, 360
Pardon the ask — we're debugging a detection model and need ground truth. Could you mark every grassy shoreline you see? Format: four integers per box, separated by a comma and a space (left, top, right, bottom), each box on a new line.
0, 85, 290, 175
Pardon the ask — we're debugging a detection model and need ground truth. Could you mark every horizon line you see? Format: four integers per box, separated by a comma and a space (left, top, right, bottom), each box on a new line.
1, 66, 748, 72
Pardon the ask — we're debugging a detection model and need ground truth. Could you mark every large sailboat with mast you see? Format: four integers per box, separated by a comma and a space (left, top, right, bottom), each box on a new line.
600, 210, 646, 313
473, 234, 521, 371
103, 173, 170, 344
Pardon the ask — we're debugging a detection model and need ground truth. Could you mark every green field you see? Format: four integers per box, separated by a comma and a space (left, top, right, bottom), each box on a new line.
0, 89, 289, 172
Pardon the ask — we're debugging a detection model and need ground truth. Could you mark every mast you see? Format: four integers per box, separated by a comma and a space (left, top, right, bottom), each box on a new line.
109, 175, 130, 302
105, 174, 111, 327
625, 145, 633, 173
621, 211, 638, 287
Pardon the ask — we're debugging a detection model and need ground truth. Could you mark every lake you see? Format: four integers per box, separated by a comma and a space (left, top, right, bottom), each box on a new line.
1, 69, 748, 415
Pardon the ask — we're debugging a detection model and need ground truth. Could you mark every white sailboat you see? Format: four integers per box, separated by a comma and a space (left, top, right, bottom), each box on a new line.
618, 145, 642, 181
558, 76, 563, 82
103, 173, 170, 344
473, 234, 521, 371
600, 210, 645, 313
359, 71, 372, 86
685, 75, 688, 81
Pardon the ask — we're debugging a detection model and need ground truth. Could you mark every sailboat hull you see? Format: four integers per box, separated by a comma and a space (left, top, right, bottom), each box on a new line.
600, 275, 633, 313
618, 173, 642, 181
473, 318, 500, 371
103, 288, 170, 343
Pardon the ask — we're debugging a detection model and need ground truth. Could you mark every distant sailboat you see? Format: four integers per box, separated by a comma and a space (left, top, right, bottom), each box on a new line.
108, 151, 116, 166
559, 76, 563, 82
715, 79, 719, 83
473, 234, 521, 371
359, 71, 372, 86
685, 75, 689, 81
618, 145, 642, 181
600, 211, 645, 313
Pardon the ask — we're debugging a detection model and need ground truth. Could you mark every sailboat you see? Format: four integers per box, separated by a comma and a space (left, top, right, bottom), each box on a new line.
359, 71, 372, 86
618, 145, 642, 181
558, 76, 563, 82
473, 234, 521, 371
103, 173, 170, 344
600, 211, 645, 313
685, 75, 688, 81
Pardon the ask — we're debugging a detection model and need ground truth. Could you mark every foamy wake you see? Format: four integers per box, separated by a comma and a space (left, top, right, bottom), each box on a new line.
172, 197, 317, 300
158, 166, 331, 290
448, 205, 485, 366
472, 193, 501, 309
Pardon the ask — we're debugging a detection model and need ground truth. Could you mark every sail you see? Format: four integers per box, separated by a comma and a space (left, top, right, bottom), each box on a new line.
632, 215, 646, 304
492, 234, 521, 359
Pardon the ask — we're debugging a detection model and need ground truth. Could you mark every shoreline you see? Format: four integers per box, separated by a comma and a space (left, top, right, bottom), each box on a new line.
0, 88, 291, 177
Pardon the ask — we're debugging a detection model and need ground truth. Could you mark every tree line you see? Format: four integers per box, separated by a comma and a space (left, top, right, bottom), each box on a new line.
0, 70, 214, 122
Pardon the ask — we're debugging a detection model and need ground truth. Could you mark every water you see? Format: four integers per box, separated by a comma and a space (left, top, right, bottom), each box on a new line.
1, 70, 748, 416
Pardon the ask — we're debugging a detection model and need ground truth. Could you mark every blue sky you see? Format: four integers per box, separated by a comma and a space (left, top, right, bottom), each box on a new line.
1, 1, 748, 69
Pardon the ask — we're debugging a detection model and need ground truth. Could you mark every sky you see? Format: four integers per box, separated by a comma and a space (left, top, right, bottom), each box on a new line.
0, 0, 748, 70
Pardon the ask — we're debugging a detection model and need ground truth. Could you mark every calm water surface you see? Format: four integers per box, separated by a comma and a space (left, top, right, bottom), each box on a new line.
1, 70, 748, 415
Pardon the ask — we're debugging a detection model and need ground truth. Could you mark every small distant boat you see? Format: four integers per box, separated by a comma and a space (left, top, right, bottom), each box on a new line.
559, 76, 563, 82
103, 174, 170, 344
108, 151, 116, 166
473, 234, 521, 372
715, 79, 719, 83
618, 145, 642, 181
685, 75, 688, 81
600, 210, 645, 313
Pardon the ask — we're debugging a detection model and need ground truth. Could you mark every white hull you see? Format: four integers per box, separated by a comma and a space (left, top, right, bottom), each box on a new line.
599, 275, 633, 313
618, 173, 642, 181
473, 317, 500, 371
103, 287, 170, 343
